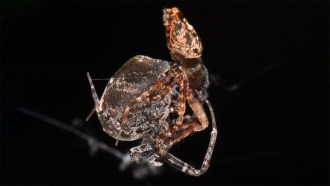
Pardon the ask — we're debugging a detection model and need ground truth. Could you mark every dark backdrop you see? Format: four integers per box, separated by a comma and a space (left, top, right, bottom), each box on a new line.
1, 1, 329, 185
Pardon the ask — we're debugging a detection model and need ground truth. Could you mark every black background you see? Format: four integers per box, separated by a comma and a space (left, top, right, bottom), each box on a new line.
1, 0, 329, 185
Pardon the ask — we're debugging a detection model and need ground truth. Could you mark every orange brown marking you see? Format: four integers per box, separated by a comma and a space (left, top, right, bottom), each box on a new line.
175, 76, 186, 124
163, 7, 203, 61
120, 80, 169, 127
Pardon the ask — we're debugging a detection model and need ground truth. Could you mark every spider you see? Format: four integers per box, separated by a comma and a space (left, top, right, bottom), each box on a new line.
87, 7, 217, 176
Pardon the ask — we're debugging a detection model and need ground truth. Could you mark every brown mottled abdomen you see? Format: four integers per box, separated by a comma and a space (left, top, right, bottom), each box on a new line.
98, 55, 173, 141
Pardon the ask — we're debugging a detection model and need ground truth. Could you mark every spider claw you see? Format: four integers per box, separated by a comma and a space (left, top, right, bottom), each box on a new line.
148, 154, 163, 167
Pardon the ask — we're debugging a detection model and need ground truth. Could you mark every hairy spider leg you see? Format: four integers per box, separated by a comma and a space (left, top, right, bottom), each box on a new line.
129, 143, 164, 167
122, 76, 176, 133
130, 143, 153, 164
169, 122, 198, 145
168, 85, 210, 145
173, 75, 186, 125
120, 70, 177, 126
146, 72, 186, 125
186, 93, 209, 131
115, 71, 176, 141
120, 80, 169, 125
87, 72, 102, 113
163, 99, 217, 176
147, 81, 173, 101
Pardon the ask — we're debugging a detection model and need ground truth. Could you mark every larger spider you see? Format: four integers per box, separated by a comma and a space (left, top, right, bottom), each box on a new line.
87, 7, 217, 176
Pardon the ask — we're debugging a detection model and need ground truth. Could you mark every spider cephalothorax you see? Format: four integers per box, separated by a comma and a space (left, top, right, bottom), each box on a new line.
87, 7, 217, 176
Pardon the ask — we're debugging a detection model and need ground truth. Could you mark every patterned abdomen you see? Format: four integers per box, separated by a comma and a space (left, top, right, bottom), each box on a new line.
99, 55, 172, 141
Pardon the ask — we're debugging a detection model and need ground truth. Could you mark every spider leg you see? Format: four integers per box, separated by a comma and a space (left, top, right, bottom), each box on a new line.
168, 92, 209, 144
149, 84, 172, 101
148, 73, 183, 101
173, 76, 186, 125
85, 107, 95, 121
121, 74, 174, 126
148, 74, 185, 124
130, 144, 163, 166
169, 122, 197, 145
87, 73, 102, 112
117, 74, 175, 138
187, 93, 209, 131
164, 99, 217, 176
130, 143, 152, 163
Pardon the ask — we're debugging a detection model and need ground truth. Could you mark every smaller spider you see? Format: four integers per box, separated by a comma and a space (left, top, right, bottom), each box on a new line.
87, 7, 217, 176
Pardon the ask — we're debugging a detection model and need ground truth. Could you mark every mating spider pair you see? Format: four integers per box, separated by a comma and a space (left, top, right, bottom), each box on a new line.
87, 7, 217, 176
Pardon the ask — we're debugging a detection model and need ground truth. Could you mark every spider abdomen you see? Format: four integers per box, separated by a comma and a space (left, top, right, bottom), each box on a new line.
98, 55, 173, 141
